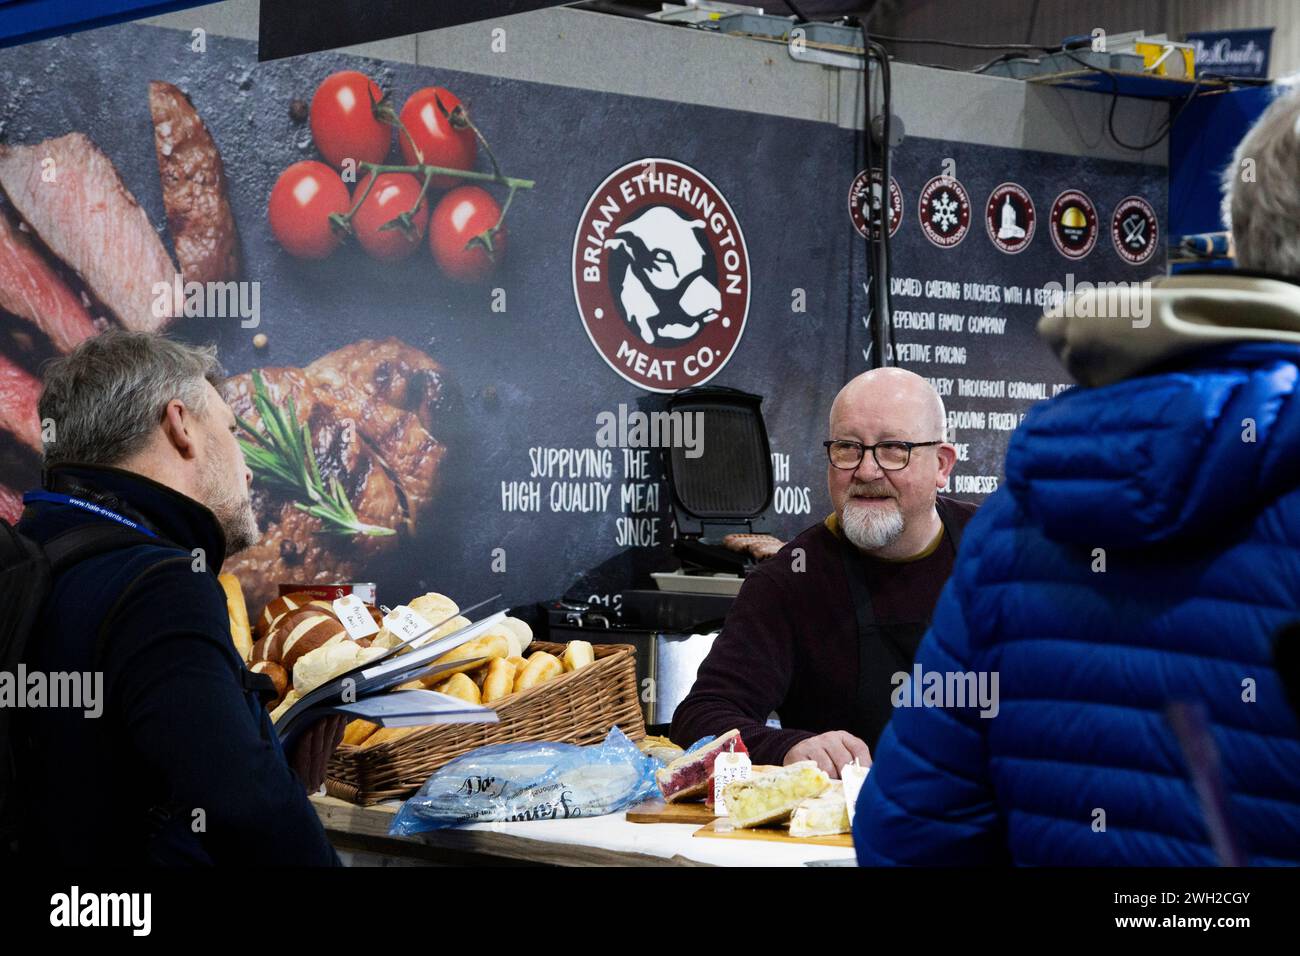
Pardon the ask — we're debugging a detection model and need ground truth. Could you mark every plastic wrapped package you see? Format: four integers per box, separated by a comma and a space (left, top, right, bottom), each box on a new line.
389, 726, 659, 833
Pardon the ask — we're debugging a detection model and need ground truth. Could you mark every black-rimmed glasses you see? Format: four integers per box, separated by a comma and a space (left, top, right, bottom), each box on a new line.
823, 439, 942, 471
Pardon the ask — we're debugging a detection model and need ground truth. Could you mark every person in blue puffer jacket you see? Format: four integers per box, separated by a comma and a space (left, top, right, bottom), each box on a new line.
854, 89, 1300, 865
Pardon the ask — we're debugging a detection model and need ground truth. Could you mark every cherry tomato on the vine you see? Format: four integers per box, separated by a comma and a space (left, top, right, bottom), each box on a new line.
352, 172, 429, 262
310, 71, 392, 169
268, 161, 351, 260
429, 186, 505, 282
398, 87, 477, 189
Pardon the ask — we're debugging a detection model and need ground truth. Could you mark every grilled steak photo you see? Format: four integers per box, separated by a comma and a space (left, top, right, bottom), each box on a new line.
222, 338, 450, 611
149, 81, 241, 285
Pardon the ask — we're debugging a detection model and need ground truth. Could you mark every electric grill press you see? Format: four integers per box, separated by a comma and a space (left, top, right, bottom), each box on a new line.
663, 385, 775, 580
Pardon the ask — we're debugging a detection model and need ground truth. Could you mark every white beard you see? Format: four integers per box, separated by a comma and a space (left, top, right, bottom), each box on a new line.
841, 498, 905, 552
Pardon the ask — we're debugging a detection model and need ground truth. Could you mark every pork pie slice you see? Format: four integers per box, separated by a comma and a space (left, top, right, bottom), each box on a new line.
655, 729, 747, 803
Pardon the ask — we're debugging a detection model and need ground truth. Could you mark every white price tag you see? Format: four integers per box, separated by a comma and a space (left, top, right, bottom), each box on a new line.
333, 594, 379, 639
711, 751, 752, 816
383, 605, 436, 645
841, 760, 870, 826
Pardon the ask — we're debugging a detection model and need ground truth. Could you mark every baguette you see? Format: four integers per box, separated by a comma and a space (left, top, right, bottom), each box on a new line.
219, 573, 253, 661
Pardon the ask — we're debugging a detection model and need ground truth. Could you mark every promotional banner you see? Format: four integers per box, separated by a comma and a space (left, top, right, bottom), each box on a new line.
0, 20, 1165, 616
1187, 27, 1273, 79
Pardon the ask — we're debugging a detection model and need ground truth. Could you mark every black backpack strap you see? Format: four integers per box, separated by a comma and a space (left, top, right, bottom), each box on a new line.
42, 523, 158, 575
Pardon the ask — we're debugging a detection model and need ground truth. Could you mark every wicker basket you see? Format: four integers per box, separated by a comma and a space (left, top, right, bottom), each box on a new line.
324, 641, 645, 805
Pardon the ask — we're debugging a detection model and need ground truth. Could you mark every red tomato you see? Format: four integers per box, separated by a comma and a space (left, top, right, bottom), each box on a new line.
429, 186, 505, 282
310, 70, 392, 168
352, 172, 429, 261
268, 161, 351, 259
398, 87, 477, 188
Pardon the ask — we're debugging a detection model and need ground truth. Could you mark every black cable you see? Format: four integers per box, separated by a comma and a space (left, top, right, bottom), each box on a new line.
869, 32, 1055, 52
782, 0, 811, 23
868, 38, 895, 364
1059, 48, 1204, 152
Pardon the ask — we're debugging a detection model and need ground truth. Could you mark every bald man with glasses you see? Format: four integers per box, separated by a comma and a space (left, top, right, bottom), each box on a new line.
671, 368, 977, 777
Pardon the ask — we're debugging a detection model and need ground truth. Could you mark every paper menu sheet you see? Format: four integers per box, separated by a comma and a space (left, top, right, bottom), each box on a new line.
330, 689, 500, 728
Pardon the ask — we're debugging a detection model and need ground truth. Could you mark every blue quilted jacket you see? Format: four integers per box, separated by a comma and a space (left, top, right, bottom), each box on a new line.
854, 340, 1300, 865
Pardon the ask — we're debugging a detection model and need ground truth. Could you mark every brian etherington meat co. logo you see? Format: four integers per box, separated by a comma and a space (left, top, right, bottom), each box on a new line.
573, 158, 750, 393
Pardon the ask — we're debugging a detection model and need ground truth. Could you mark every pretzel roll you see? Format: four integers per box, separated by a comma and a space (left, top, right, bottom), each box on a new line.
270, 608, 348, 670
256, 590, 320, 640
249, 660, 288, 703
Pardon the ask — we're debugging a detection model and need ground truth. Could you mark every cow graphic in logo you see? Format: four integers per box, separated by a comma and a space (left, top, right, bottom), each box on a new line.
602, 206, 721, 345
574, 159, 749, 393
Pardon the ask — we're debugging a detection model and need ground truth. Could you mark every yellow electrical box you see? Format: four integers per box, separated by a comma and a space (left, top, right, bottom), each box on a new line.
1135, 40, 1196, 79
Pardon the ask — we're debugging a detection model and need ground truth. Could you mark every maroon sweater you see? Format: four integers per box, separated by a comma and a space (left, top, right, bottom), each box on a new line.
670, 497, 978, 765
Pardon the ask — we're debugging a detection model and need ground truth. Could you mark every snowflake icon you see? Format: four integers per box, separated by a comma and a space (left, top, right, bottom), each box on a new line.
932, 191, 959, 232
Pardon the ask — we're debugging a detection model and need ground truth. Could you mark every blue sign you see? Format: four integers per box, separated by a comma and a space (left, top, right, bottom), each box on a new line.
0, 1, 211, 50
1187, 27, 1273, 79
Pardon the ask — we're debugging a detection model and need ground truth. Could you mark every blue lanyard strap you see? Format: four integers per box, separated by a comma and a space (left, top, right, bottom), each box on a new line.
22, 490, 159, 538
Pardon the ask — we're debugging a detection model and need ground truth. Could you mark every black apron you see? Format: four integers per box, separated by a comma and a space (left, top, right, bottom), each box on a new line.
839, 501, 965, 751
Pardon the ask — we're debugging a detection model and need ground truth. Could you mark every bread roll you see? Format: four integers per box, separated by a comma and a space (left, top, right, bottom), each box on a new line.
502, 616, 533, 654
513, 651, 562, 693
256, 590, 319, 640
219, 573, 253, 660
407, 592, 458, 624
270, 690, 300, 724
562, 640, 595, 672
433, 672, 481, 705
342, 719, 379, 746
482, 657, 517, 703
427, 633, 509, 681
249, 660, 288, 703
270, 609, 349, 670
506, 655, 527, 672
292, 639, 386, 695
362, 725, 417, 748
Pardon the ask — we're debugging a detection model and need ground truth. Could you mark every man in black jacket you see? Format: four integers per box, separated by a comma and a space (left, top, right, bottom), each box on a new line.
15, 331, 340, 865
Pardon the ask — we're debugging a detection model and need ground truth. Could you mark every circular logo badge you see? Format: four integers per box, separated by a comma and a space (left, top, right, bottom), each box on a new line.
985, 182, 1036, 254
1111, 195, 1158, 265
572, 159, 750, 393
1049, 189, 1099, 260
918, 175, 971, 248
848, 169, 902, 240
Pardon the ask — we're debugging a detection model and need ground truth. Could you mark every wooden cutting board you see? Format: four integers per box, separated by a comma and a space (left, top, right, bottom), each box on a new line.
626, 799, 717, 825
627, 767, 784, 824
693, 818, 854, 848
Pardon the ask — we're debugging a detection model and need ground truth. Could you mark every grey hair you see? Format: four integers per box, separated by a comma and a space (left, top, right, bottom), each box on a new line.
38, 330, 223, 468
1221, 89, 1300, 276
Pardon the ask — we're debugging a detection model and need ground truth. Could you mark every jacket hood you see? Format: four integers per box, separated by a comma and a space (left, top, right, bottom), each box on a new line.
1007, 274, 1300, 547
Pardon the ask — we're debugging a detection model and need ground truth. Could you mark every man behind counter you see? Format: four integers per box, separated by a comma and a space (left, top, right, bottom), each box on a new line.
671, 368, 976, 776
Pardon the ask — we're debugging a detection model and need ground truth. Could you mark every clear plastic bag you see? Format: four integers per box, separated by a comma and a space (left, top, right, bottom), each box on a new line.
389, 726, 659, 833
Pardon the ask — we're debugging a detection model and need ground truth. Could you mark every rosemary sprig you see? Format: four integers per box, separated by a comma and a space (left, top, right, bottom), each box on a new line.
236, 370, 395, 537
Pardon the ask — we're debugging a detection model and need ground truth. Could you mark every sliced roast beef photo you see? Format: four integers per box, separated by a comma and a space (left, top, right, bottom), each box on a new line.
0, 348, 43, 452
149, 81, 241, 285
0, 132, 179, 331
0, 205, 98, 352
